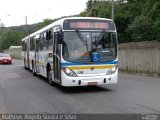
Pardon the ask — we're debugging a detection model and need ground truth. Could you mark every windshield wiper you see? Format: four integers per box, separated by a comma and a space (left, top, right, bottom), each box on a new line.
76, 30, 87, 46
94, 30, 106, 48
76, 30, 92, 62
76, 30, 88, 51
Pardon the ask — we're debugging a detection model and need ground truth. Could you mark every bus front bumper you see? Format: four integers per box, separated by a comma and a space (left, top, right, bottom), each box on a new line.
61, 70, 118, 87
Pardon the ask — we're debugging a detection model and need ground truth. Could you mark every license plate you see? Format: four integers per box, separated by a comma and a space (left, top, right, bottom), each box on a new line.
4, 60, 7, 62
88, 82, 97, 86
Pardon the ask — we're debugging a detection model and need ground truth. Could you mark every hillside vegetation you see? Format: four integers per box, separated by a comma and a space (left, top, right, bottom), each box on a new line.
80, 0, 160, 43
0, 19, 54, 50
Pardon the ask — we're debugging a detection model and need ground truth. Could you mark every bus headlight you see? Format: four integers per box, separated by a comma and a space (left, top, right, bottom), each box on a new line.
106, 65, 118, 75
63, 67, 78, 77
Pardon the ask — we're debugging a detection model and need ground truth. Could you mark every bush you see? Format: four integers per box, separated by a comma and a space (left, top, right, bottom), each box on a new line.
128, 15, 156, 41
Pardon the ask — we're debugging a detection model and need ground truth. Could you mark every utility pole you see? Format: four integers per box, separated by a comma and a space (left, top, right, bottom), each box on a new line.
25, 16, 27, 27
25, 16, 28, 36
111, 0, 114, 20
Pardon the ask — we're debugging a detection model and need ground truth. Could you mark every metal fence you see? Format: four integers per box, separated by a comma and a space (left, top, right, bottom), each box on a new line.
118, 41, 160, 76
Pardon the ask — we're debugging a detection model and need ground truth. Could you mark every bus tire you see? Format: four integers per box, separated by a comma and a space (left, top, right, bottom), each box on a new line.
47, 66, 55, 86
25, 66, 27, 70
32, 61, 36, 76
24, 59, 27, 70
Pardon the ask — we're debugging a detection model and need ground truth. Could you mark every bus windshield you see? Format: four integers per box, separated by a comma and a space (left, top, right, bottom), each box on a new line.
62, 31, 117, 63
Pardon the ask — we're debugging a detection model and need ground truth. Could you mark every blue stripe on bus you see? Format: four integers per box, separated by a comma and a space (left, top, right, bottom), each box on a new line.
61, 61, 118, 66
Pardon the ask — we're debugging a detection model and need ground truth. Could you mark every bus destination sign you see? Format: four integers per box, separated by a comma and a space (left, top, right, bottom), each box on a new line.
70, 22, 109, 29
63, 19, 115, 30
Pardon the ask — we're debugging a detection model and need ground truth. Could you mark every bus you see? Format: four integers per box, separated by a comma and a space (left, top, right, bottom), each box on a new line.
21, 17, 118, 86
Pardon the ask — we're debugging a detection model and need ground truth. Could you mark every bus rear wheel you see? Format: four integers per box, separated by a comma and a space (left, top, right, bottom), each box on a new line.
32, 62, 36, 76
24, 59, 27, 70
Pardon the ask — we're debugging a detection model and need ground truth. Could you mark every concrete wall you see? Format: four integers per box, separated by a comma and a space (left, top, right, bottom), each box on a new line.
118, 41, 160, 76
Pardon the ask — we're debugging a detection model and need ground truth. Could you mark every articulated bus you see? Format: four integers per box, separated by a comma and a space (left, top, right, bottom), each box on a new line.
22, 17, 118, 86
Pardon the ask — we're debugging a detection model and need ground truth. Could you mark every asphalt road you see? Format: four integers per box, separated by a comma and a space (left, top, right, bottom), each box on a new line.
0, 59, 160, 114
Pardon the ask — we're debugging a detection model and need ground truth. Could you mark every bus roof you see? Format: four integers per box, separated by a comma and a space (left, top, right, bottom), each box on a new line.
22, 17, 114, 41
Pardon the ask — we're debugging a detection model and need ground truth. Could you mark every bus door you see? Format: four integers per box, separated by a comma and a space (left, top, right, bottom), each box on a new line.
35, 38, 40, 73
53, 32, 61, 83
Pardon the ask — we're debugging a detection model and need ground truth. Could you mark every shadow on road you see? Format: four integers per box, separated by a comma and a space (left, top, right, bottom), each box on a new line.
0, 64, 12, 66
56, 85, 113, 94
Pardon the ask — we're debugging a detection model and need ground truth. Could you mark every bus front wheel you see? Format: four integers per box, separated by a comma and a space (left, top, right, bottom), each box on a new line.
47, 66, 55, 86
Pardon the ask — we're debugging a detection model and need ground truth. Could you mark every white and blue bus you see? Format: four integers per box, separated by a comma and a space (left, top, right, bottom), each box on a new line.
22, 17, 118, 86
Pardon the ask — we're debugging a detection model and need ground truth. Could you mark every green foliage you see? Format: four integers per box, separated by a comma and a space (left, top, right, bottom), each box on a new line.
114, 2, 143, 42
150, 2, 160, 20
81, 1, 111, 18
128, 15, 155, 41
2, 30, 24, 50
114, 13, 131, 43
80, 0, 160, 43
0, 15, 79, 51
0, 19, 54, 51
154, 20, 160, 41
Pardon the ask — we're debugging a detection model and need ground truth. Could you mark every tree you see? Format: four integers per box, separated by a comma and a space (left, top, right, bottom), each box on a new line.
2, 30, 24, 50
80, 1, 111, 18
150, 2, 160, 20
128, 15, 156, 41
154, 20, 160, 41
81, 0, 160, 42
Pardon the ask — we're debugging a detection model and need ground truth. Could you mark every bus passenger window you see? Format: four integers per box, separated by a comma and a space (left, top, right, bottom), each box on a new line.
22, 41, 26, 51
30, 37, 35, 51
46, 30, 53, 50
40, 34, 44, 51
